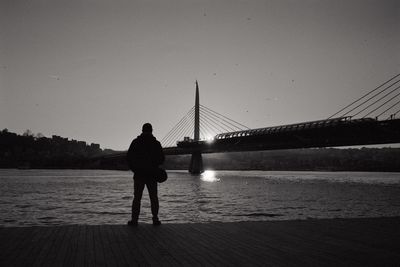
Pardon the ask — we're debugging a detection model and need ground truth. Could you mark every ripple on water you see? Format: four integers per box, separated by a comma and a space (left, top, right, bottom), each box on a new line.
1, 169, 400, 226
38, 216, 57, 220
88, 211, 130, 215
38, 206, 62, 211
166, 199, 187, 204
235, 213, 283, 218
15, 204, 33, 208
3, 219, 16, 223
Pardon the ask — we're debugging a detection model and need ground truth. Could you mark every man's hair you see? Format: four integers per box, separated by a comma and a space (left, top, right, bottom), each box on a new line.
142, 123, 153, 133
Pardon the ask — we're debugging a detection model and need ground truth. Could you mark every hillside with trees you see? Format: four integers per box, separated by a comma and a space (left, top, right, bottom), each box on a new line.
0, 129, 105, 169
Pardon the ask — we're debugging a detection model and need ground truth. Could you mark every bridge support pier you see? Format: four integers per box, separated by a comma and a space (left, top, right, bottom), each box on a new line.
189, 152, 203, 174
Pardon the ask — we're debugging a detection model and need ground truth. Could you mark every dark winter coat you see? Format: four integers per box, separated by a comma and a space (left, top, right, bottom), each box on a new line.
126, 133, 165, 180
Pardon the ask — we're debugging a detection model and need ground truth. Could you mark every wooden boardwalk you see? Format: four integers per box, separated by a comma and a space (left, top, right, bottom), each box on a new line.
1, 217, 399, 266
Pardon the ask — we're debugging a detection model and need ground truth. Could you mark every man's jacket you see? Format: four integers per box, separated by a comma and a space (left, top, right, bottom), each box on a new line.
126, 133, 165, 180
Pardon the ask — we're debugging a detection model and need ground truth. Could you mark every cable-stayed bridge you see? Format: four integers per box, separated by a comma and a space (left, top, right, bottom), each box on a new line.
102, 74, 400, 173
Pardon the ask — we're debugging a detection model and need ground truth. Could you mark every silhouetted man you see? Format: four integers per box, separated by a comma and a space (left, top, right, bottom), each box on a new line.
126, 123, 165, 226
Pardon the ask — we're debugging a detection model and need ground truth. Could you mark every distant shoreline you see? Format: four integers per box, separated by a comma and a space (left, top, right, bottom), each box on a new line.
2, 129, 400, 172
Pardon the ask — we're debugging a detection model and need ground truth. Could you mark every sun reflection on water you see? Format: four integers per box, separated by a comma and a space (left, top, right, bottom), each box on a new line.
201, 170, 220, 182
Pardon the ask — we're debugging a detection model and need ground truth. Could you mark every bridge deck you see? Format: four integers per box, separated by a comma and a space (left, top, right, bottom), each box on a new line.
1, 217, 399, 266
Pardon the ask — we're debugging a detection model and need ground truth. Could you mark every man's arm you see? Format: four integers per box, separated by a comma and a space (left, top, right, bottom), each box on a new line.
156, 141, 165, 165
126, 140, 136, 171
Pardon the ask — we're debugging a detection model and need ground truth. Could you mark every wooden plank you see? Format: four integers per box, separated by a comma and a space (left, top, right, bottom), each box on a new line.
202, 222, 289, 266
310, 217, 400, 251
22, 227, 55, 267
108, 225, 137, 266
104, 225, 129, 267
26, 226, 57, 266
0, 227, 14, 254
116, 224, 149, 266
61, 225, 79, 267
225, 221, 340, 265
177, 223, 235, 266
73, 225, 86, 267
98, 224, 121, 267
139, 224, 179, 266
149, 225, 196, 266
144, 225, 200, 266
1, 227, 33, 265
92, 225, 107, 267
190, 223, 270, 266
49, 225, 74, 267
264, 219, 396, 264
234, 220, 356, 265
29, 226, 58, 267
7, 227, 40, 267
84, 224, 96, 267
46, 225, 69, 266
277, 218, 400, 265
126, 224, 162, 266
1, 218, 400, 267
163, 224, 220, 266
237, 219, 397, 265
139, 224, 182, 267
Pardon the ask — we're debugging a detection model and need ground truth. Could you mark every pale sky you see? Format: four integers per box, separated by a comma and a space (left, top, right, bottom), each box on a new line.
1, 0, 399, 150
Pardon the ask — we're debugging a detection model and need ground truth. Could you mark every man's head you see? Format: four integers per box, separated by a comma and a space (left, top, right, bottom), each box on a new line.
142, 123, 153, 133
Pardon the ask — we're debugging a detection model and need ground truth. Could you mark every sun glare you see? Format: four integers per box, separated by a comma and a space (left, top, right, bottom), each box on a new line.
201, 170, 220, 182
205, 136, 214, 144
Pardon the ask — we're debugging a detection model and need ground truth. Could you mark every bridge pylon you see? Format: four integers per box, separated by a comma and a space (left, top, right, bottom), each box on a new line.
189, 151, 203, 174
189, 81, 204, 174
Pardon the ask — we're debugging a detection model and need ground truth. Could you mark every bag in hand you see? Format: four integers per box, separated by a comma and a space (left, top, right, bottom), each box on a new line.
156, 168, 168, 183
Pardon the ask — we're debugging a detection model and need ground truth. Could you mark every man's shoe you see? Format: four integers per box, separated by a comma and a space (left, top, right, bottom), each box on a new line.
127, 220, 138, 226
152, 219, 161, 226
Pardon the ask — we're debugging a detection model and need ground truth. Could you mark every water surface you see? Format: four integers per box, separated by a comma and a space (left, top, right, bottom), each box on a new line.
1, 169, 399, 226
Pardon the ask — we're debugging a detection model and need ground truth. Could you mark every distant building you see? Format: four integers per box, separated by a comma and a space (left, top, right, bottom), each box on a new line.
90, 143, 100, 149
77, 141, 86, 146
52, 135, 68, 142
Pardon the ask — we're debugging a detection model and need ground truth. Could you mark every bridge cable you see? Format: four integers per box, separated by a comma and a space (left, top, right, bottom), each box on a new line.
200, 104, 250, 130
200, 116, 220, 138
161, 106, 194, 144
198, 116, 213, 138
199, 128, 208, 140
164, 110, 194, 147
200, 106, 243, 132
377, 99, 400, 119
200, 109, 232, 133
351, 84, 400, 118
161, 107, 194, 147
362, 90, 400, 118
327, 73, 400, 119
166, 108, 196, 147
392, 108, 400, 117
178, 109, 195, 138
199, 108, 233, 132
163, 117, 188, 146
200, 114, 223, 136
339, 79, 400, 118
180, 111, 195, 141
200, 108, 237, 132
201, 105, 249, 130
